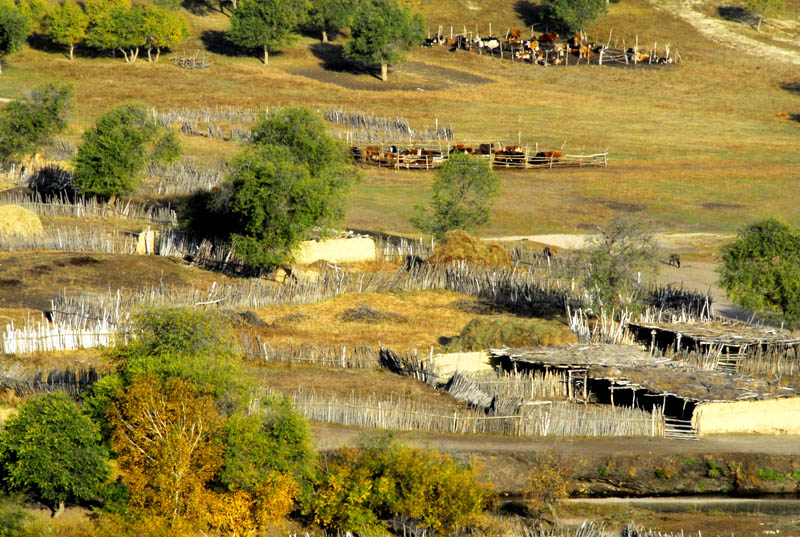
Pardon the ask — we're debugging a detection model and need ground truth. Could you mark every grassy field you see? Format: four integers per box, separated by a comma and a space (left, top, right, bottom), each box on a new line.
1, 0, 798, 235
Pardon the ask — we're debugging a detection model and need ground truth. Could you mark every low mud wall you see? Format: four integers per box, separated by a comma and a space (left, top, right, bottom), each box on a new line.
693, 397, 800, 436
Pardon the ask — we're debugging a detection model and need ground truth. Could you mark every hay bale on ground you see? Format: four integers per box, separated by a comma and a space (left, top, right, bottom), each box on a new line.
0, 205, 44, 238
426, 230, 510, 269
446, 316, 576, 351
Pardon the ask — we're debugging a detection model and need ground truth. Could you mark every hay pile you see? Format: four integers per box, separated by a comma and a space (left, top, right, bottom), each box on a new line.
426, 230, 510, 269
0, 205, 44, 238
446, 316, 577, 351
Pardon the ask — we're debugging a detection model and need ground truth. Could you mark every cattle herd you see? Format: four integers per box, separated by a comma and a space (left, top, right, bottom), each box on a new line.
351, 142, 608, 170
424, 27, 677, 66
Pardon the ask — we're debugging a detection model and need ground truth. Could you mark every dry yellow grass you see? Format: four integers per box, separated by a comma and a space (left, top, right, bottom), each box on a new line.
0, 205, 44, 237
252, 290, 493, 352
427, 230, 511, 268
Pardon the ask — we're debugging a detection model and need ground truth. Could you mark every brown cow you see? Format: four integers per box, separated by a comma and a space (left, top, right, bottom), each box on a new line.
362, 146, 380, 161
568, 34, 581, 48
449, 144, 474, 154
534, 150, 562, 163
510, 29, 522, 40
538, 33, 558, 44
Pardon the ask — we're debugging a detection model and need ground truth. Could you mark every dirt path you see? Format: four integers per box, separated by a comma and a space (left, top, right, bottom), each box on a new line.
648, 0, 800, 65
312, 423, 800, 456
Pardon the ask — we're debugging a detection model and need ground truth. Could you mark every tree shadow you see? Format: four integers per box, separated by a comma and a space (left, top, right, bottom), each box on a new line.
182, 0, 226, 15
26, 32, 113, 59
717, 6, 757, 25
513, 0, 563, 33
780, 81, 800, 95
309, 42, 377, 78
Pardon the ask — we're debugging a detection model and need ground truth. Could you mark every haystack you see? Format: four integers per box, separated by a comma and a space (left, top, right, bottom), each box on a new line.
0, 205, 44, 238
446, 316, 577, 352
426, 230, 510, 269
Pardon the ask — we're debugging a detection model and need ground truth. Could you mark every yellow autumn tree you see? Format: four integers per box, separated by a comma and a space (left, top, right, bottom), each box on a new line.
111, 376, 223, 526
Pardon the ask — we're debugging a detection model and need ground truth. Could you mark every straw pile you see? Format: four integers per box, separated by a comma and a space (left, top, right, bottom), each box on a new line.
446, 316, 577, 351
426, 230, 510, 269
0, 205, 44, 238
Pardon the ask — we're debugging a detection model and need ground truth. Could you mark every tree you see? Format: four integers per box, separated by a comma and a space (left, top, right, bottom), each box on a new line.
46, 1, 87, 61
0, 2, 31, 74
190, 107, 358, 268
227, 0, 307, 66
718, 219, 800, 324
344, 0, 424, 82
0, 392, 110, 517
0, 83, 72, 163
72, 104, 180, 198
112, 376, 223, 525
85, 4, 147, 63
308, 0, 350, 43
578, 216, 659, 313
744, 0, 784, 31
141, 4, 189, 62
544, 0, 607, 32
411, 152, 500, 238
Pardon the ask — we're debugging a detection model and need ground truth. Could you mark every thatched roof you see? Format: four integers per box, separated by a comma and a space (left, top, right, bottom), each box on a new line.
629, 320, 800, 350
491, 344, 796, 403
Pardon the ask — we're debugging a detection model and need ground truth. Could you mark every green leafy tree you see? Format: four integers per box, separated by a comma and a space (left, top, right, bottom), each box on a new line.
544, 0, 607, 32
227, 0, 307, 66
72, 104, 180, 198
0, 83, 72, 162
0, 392, 110, 518
308, 0, 350, 42
141, 4, 189, 62
46, 1, 88, 60
219, 395, 316, 496
579, 216, 659, 313
191, 107, 358, 268
85, 0, 130, 22
0, 2, 31, 74
744, 0, 784, 31
344, 0, 424, 82
85, 3, 148, 63
14, 0, 47, 32
411, 152, 500, 238
718, 219, 800, 324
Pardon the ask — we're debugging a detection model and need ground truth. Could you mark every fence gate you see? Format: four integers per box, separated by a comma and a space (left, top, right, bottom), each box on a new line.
663, 417, 698, 440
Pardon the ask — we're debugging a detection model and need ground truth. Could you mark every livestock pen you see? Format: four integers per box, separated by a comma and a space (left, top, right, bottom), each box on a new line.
351, 142, 608, 170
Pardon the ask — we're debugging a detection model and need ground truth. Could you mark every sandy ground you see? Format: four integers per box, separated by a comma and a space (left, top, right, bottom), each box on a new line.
649, 0, 800, 65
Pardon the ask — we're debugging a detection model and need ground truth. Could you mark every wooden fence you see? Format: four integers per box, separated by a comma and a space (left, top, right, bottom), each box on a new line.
1, 314, 128, 354
351, 142, 607, 171
0, 364, 100, 396
0, 191, 177, 226
275, 388, 662, 437
144, 162, 225, 195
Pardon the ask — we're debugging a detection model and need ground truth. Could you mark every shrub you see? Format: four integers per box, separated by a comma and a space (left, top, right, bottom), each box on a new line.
524, 453, 572, 521
72, 104, 181, 198
304, 435, 492, 533
0, 392, 110, 517
412, 153, 500, 237
0, 83, 72, 162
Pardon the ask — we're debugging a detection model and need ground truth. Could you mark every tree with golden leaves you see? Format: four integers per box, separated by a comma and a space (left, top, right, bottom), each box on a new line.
111, 375, 223, 525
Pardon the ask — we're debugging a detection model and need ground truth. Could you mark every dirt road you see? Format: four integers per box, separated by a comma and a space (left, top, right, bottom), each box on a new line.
312, 423, 800, 456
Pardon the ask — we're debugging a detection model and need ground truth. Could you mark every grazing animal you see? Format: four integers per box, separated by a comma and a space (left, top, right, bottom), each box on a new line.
478, 143, 494, 155
568, 34, 581, 48
449, 144, 474, 154
535, 150, 562, 163
668, 254, 681, 268
778, 112, 789, 118
538, 33, 558, 44
480, 38, 501, 50
363, 146, 381, 161
510, 29, 522, 40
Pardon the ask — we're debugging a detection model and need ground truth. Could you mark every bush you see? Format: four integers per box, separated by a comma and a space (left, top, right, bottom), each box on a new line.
718, 219, 800, 324
445, 316, 577, 351
304, 435, 492, 533
0, 392, 110, 517
524, 453, 572, 521
72, 104, 180, 198
412, 153, 500, 238
0, 83, 72, 162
